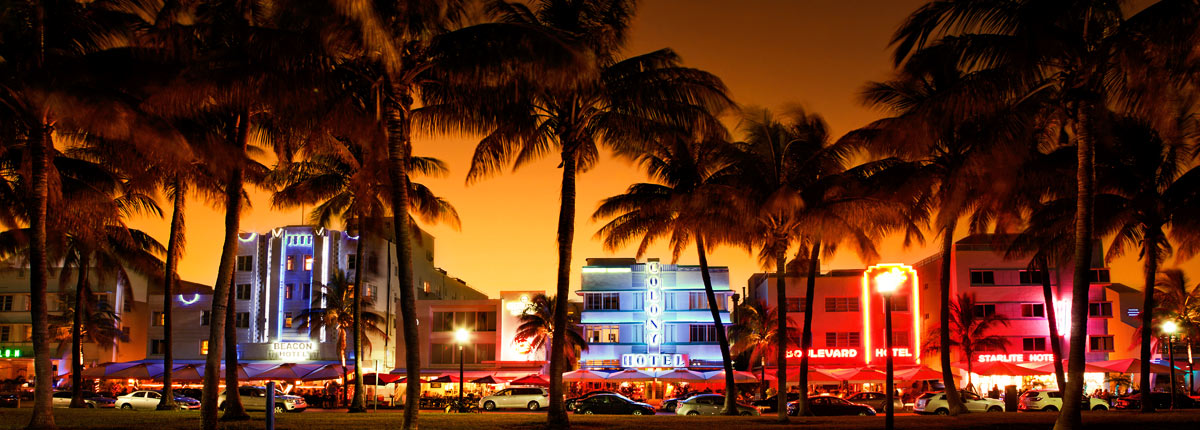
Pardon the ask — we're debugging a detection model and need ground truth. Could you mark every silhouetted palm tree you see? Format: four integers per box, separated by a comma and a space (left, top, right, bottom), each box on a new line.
470, 2, 730, 426
514, 293, 588, 371
1154, 269, 1200, 391
921, 293, 1010, 390
294, 270, 389, 407
592, 132, 743, 414
728, 300, 799, 399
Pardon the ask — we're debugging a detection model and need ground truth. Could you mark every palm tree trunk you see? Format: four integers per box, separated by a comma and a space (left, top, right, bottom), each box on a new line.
774, 246, 788, 423
1054, 105, 1097, 430
696, 235, 737, 415
1139, 227, 1160, 412
546, 146, 576, 430
201, 112, 250, 430
1038, 255, 1067, 391
26, 4, 54, 427
938, 222, 966, 415
157, 179, 185, 410
69, 252, 90, 408
384, 81, 420, 430
349, 233, 367, 412
797, 242, 820, 417
222, 269, 248, 420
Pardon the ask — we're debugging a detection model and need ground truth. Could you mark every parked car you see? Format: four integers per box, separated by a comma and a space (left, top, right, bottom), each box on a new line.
674, 394, 760, 416
574, 393, 655, 415
566, 390, 616, 411
752, 392, 801, 413
0, 393, 19, 408
1018, 390, 1108, 411
1113, 392, 1198, 410
913, 391, 1004, 414
51, 391, 116, 408
659, 397, 682, 412
478, 387, 550, 411
116, 390, 202, 411
786, 395, 876, 416
218, 386, 306, 413
845, 392, 903, 413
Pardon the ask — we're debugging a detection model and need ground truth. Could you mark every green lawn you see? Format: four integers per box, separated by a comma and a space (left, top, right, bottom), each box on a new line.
1, 409, 1198, 429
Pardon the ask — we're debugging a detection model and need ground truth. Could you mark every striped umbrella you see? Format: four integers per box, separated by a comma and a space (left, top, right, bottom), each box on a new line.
562, 369, 610, 382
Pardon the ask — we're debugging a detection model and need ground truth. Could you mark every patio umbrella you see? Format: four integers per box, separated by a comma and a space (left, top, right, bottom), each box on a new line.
1023, 360, 1109, 374
509, 374, 550, 386
606, 369, 655, 381
470, 375, 507, 384
895, 366, 944, 381
1091, 358, 1174, 374
301, 364, 352, 381
107, 363, 164, 380
561, 369, 609, 382
219, 363, 254, 380
703, 370, 758, 384
362, 373, 402, 385
81, 362, 138, 379
653, 369, 705, 382
823, 367, 887, 382
429, 374, 461, 383
157, 364, 204, 381
250, 363, 319, 380
966, 361, 1046, 377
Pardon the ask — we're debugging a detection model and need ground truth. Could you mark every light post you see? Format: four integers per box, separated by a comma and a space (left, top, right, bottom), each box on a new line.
455, 328, 470, 411
1163, 320, 1178, 409
873, 267, 907, 430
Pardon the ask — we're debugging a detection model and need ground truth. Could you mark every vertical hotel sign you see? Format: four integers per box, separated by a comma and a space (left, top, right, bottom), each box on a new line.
644, 261, 662, 353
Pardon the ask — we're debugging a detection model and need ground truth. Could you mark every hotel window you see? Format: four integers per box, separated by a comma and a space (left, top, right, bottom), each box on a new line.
1021, 303, 1045, 318
629, 293, 643, 310
368, 254, 379, 274
23, 325, 31, 341
476, 312, 497, 331
347, 254, 357, 270
235, 284, 252, 300
201, 311, 210, 326
364, 285, 377, 299
973, 304, 997, 318
1088, 302, 1113, 318
286, 255, 296, 271
786, 297, 807, 313
689, 324, 719, 343
284, 284, 295, 300
0, 326, 9, 342
825, 297, 860, 312
891, 331, 910, 346
235, 312, 250, 328
0, 295, 12, 311
825, 332, 861, 348
431, 343, 453, 364
587, 325, 620, 343
236, 255, 253, 272
1089, 269, 1111, 283
284, 312, 293, 328
302, 283, 311, 301
1018, 270, 1046, 285
1089, 335, 1115, 352
969, 270, 995, 285
151, 339, 166, 355
584, 293, 619, 310
200, 340, 209, 355
303, 255, 314, 271
422, 281, 431, 293
690, 292, 717, 310
1022, 337, 1046, 352
153, 312, 165, 326
24, 294, 31, 311
888, 295, 909, 311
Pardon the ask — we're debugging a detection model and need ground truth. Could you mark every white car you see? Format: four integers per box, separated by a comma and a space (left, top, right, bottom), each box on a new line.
116, 390, 201, 411
1018, 390, 1109, 411
478, 387, 550, 411
674, 394, 761, 416
218, 386, 306, 413
51, 391, 116, 408
914, 391, 1004, 414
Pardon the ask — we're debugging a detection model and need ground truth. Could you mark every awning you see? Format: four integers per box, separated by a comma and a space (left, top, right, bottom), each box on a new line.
1091, 358, 1175, 374
562, 369, 610, 381
509, 374, 550, 386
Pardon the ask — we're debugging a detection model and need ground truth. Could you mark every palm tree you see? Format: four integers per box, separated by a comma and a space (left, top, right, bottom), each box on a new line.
295, 269, 389, 408
728, 300, 799, 399
469, 2, 731, 426
921, 293, 1010, 390
48, 292, 130, 369
592, 132, 743, 414
890, 2, 1200, 426
1154, 269, 1200, 393
513, 293, 588, 369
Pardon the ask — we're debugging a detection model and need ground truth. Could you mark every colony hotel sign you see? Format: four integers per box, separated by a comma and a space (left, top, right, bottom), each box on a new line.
644, 261, 663, 349
621, 353, 688, 368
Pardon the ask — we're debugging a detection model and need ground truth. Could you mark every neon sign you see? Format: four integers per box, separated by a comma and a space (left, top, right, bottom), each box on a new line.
862, 263, 920, 364
506, 294, 532, 316
1, 348, 21, 358
270, 342, 317, 360
977, 353, 1054, 363
644, 262, 663, 349
873, 348, 913, 358
786, 348, 860, 359
177, 294, 200, 305
621, 353, 687, 368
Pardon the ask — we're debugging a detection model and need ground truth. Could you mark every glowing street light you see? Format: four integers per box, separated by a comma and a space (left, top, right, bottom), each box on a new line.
869, 265, 911, 430
456, 328, 470, 411
1161, 320, 1179, 409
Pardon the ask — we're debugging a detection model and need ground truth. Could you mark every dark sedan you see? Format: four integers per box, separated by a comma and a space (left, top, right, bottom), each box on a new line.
0, 393, 19, 408
1113, 392, 1198, 410
574, 394, 655, 415
566, 391, 617, 411
751, 392, 801, 413
787, 396, 877, 416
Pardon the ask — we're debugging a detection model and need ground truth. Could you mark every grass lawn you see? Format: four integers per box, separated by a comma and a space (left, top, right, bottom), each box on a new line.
1, 409, 1198, 429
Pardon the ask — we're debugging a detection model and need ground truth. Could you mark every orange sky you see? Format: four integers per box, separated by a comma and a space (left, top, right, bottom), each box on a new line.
131, 0, 1198, 298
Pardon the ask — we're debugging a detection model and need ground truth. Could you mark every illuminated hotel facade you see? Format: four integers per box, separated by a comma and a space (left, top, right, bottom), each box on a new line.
577, 258, 734, 370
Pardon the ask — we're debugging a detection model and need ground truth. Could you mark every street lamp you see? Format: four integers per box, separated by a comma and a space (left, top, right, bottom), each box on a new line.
455, 328, 470, 411
873, 267, 907, 430
1162, 320, 1179, 409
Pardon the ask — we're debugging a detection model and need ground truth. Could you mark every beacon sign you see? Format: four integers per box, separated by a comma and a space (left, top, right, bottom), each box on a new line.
644, 261, 663, 350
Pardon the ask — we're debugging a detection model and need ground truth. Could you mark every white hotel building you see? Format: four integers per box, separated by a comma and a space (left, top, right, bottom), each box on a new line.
577, 258, 734, 370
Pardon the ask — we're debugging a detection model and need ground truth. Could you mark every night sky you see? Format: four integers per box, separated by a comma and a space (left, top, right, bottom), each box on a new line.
130, 0, 1198, 297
